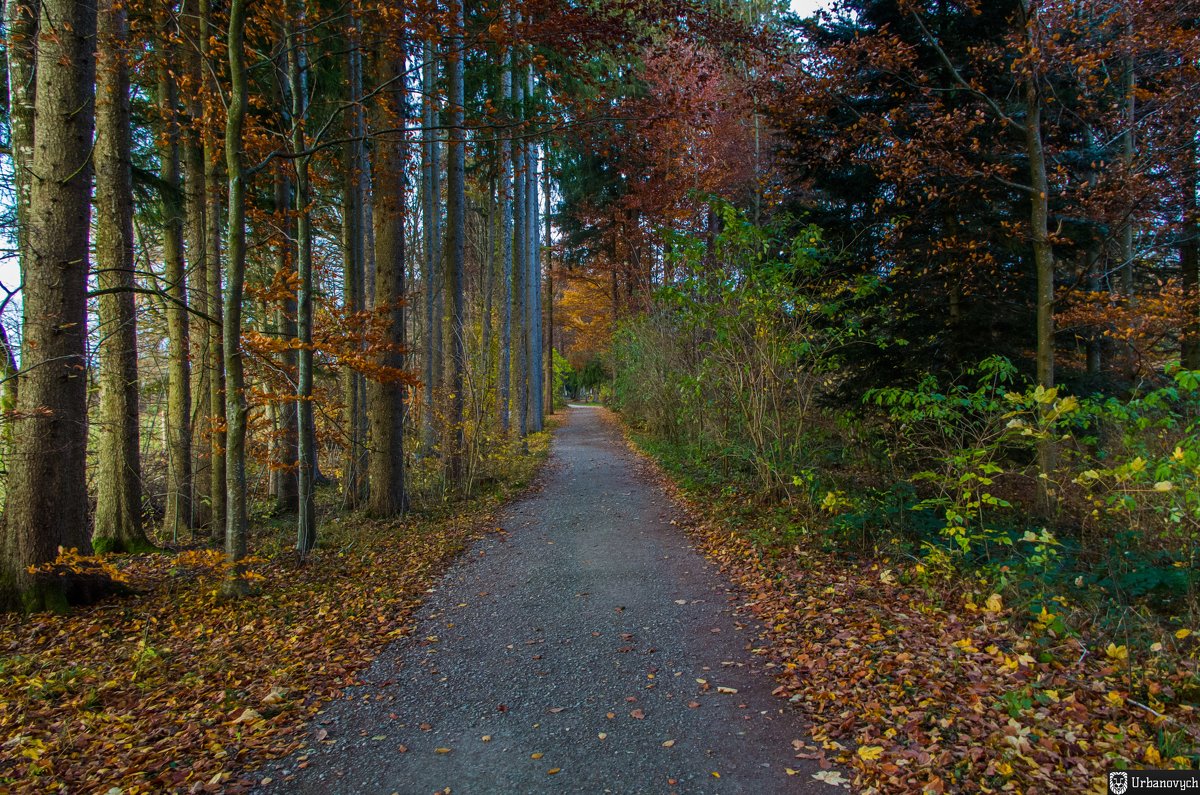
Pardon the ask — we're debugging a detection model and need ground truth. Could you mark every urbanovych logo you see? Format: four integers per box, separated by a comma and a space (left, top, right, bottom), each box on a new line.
1110, 772, 1129, 795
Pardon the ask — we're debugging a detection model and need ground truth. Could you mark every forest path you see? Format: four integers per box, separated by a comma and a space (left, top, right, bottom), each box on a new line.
260, 407, 828, 794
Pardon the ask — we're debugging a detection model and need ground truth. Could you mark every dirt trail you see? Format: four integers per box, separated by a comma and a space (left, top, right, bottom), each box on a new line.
260, 407, 831, 794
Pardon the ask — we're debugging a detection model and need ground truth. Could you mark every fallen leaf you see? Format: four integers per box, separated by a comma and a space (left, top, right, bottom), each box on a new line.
813, 770, 850, 786
857, 745, 884, 761
717, 686, 738, 694
662, 740, 675, 747
481, 735, 492, 742
435, 748, 452, 754
531, 752, 543, 759
233, 708, 263, 725
630, 709, 645, 719
547, 768, 561, 775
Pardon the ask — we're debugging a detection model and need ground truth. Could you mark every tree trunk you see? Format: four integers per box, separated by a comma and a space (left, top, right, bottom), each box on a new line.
1022, 3, 1056, 511
499, 50, 514, 433
288, 10, 317, 552
367, 28, 409, 517
272, 165, 300, 513
223, 0, 250, 593
1182, 132, 1199, 370
94, 0, 148, 554
512, 49, 528, 439
183, 0, 211, 530
421, 39, 441, 452
158, 54, 193, 539
1120, 43, 1136, 298
1, 0, 96, 611
4, 0, 35, 259
544, 163, 554, 415
200, 0, 227, 537
340, 6, 368, 508
446, 0, 467, 483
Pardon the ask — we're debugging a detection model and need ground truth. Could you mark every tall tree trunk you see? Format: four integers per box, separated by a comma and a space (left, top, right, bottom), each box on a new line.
342, 4, 368, 508
446, 0, 467, 483
159, 54, 193, 539
1022, 3, 1056, 511
499, 51, 514, 433
272, 165, 300, 513
201, 0, 227, 536
421, 38, 440, 453
94, 0, 148, 554
1182, 132, 1200, 370
1, 0, 96, 611
183, 0, 211, 530
288, 10, 317, 552
4, 0, 35, 260
544, 163, 554, 415
526, 69, 543, 431
223, 0, 250, 592
367, 26, 409, 517
512, 50, 528, 439
1120, 39, 1136, 298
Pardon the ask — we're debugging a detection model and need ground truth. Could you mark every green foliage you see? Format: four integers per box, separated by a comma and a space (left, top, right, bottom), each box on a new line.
615, 201, 881, 493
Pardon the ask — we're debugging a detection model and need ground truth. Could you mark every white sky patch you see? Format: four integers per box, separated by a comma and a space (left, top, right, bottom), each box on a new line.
789, 0, 830, 16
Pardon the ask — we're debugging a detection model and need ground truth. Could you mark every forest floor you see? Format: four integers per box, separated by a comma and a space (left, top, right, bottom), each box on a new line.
257, 406, 834, 794
0, 435, 548, 793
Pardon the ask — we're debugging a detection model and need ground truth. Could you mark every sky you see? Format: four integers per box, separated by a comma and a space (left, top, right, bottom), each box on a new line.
790, 0, 830, 16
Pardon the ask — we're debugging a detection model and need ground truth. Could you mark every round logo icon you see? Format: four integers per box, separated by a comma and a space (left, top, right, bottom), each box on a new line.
1109, 772, 1129, 795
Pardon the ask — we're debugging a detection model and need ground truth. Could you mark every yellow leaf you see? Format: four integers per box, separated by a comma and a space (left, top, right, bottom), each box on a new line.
858, 745, 884, 761
985, 593, 1003, 613
1105, 643, 1128, 662
662, 740, 675, 747
547, 768, 561, 775
1106, 691, 1124, 708
435, 747, 452, 754
530, 753, 543, 760
1175, 629, 1191, 639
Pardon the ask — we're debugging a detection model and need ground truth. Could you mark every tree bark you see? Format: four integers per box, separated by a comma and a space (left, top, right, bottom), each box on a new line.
446, 0, 467, 482
271, 165, 300, 513
1182, 132, 1199, 370
288, 9, 317, 551
421, 38, 441, 453
223, 0, 250, 592
1021, 2, 1056, 511
367, 24, 409, 517
544, 163, 554, 415
342, 6, 368, 507
158, 52, 193, 539
499, 49, 514, 433
200, 0, 227, 536
94, 0, 149, 554
4, 0, 36, 260
183, 0, 212, 530
512, 47, 528, 439
1, 0, 96, 611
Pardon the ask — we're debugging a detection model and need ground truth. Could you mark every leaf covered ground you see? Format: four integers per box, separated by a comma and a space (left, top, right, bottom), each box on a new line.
617, 419, 1199, 794
0, 435, 548, 794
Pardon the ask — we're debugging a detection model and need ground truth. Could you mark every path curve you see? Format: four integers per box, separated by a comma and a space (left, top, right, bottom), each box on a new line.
261, 407, 829, 794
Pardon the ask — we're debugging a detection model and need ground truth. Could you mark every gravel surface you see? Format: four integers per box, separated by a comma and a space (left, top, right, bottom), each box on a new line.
258, 407, 832, 794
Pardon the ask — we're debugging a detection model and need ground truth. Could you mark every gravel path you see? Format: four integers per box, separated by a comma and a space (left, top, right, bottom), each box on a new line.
260, 407, 831, 794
